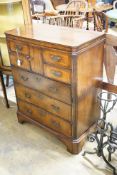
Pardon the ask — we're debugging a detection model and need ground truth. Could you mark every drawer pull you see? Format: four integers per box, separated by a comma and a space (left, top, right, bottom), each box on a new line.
51, 104, 60, 112
16, 45, 22, 51
51, 55, 61, 62
21, 75, 29, 81
48, 87, 58, 93
25, 92, 31, 98
51, 119, 61, 128
51, 70, 62, 77
26, 109, 32, 115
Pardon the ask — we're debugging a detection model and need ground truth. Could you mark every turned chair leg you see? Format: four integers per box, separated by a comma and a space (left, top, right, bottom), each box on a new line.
0, 71, 9, 108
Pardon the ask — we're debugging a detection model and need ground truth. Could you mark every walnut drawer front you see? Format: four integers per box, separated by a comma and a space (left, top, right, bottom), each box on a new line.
9, 44, 43, 74
10, 52, 30, 70
43, 49, 71, 68
8, 40, 29, 55
13, 68, 71, 105
18, 100, 72, 137
44, 64, 71, 84
15, 84, 71, 121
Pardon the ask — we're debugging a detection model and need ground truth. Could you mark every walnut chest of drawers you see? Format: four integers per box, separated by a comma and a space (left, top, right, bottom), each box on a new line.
6, 24, 105, 154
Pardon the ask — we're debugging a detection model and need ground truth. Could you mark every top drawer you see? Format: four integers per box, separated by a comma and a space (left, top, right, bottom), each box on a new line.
43, 49, 71, 68
8, 40, 29, 55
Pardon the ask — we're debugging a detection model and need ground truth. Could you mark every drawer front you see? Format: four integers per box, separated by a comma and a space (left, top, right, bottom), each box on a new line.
15, 84, 71, 121
44, 64, 71, 84
10, 52, 30, 70
8, 42, 43, 74
18, 100, 72, 137
8, 40, 29, 55
13, 68, 71, 105
43, 49, 71, 68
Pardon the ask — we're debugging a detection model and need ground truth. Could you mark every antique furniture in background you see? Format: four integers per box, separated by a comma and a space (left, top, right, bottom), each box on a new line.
0, 0, 31, 86
6, 23, 105, 154
104, 34, 117, 94
50, 0, 68, 9
47, 14, 85, 28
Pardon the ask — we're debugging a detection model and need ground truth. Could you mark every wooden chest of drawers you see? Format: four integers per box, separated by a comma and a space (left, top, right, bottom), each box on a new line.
6, 24, 105, 154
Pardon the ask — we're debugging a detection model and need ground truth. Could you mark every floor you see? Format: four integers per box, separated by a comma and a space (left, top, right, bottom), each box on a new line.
0, 77, 117, 175
0, 95, 117, 175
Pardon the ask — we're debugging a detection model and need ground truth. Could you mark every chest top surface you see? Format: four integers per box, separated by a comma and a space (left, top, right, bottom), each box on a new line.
5, 23, 105, 51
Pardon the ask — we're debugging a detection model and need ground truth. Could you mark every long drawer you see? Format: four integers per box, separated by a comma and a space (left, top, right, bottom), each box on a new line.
13, 68, 71, 104
18, 100, 72, 137
15, 83, 71, 121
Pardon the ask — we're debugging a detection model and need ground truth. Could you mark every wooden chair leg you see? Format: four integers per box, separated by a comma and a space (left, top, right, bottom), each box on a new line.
0, 72, 9, 108
6, 75, 9, 87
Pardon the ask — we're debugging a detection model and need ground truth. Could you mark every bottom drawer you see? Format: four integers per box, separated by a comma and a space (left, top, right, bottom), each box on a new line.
18, 100, 72, 137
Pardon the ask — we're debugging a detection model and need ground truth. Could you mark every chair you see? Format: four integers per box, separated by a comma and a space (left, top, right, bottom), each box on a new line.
46, 0, 87, 28
48, 14, 85, 28
93, 11, 117, 94
64, 0, 88, 16
93, 10, 109, 32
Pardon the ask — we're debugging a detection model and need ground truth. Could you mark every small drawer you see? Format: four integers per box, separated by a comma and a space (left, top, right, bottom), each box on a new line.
15, 83, 71, 121
44, 64, 71, 84
8, 40, 29, 55
13, 68, 71, 105
10, 52, 30, 70
43, 49, 71, 68
18, 100, 72, 137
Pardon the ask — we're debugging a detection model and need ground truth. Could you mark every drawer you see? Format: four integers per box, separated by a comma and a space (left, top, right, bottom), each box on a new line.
9, 45, 43, 74
44, 64, 71, 84
13, 68, 71, 105
10, 52, 30, 70
8, 40, 29, 55
15, 84, 71, 121
18, 100, 72, 137
43, 49, 71, 68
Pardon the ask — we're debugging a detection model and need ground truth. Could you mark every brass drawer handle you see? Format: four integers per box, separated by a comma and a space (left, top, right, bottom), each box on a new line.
51, 104, 60, 112
16, 45, 22, 51
21, 75, 29, 81
51, 119, 61, 128
48, 87, 58, 93
25, 92, 31, 98
51, 70, 62, 77
26, 109, 32, 115
51, 55, 61, 62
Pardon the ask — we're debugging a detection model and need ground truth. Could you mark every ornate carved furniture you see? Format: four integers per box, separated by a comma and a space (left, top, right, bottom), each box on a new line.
6, 23, 105, 154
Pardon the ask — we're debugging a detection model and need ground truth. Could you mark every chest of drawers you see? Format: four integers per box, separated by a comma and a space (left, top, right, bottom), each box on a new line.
6, 24, 105, 154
